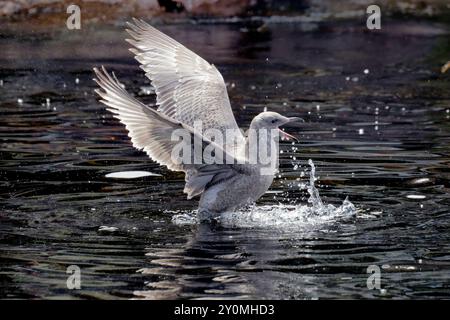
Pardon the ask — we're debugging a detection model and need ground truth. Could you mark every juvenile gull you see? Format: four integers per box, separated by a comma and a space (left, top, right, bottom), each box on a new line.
94, 19, 302, 220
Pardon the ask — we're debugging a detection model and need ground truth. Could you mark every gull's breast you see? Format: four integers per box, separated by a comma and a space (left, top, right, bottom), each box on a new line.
198, 170, 275, 217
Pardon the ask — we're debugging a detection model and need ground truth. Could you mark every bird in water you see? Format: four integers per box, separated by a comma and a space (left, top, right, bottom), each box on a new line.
94, 19, 302, 220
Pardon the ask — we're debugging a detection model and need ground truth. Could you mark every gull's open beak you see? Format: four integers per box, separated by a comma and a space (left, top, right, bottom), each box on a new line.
279, 117, 304, 141
279, 129, 298, 141
287, 117, 305, 123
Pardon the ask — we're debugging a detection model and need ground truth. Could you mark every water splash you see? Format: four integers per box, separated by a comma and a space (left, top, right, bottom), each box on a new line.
172, 159, 356, 228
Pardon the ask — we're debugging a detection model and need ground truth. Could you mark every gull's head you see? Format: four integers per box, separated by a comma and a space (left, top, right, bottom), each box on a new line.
251, 111, 304, 140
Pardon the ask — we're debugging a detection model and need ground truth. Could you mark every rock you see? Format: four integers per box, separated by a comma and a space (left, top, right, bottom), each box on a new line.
0, 1, 22, 16
0, 0, 162, 19
442, 61, 450, 73
176, 0, 252, 16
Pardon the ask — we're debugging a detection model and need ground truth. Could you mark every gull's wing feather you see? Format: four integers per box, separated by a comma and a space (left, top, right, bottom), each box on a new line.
125, 18, 244, 144
93, 67, 249, 198
94, 66, 184, 172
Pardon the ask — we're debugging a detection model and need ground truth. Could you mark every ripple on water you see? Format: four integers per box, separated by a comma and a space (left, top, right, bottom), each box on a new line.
1, 21, 450, 300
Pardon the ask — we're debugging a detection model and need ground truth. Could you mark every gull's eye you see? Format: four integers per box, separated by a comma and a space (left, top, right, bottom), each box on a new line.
271, 119, 277, 124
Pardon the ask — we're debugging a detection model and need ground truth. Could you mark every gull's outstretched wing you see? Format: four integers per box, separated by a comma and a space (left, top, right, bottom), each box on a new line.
125, 19, 244, 144
93, 67, 249, 198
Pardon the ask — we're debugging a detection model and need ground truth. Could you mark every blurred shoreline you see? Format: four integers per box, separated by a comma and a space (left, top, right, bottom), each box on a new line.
1, 0, 449, 28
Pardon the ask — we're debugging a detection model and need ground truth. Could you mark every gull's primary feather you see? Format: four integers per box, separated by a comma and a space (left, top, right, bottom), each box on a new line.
125, 18, 245, 148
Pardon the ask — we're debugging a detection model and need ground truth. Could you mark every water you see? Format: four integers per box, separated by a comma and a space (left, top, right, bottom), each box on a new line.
172, 160, 357, 228
1, 19, 450, 299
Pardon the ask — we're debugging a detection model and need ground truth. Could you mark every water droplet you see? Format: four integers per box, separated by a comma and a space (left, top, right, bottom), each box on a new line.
17, 98, 23, 104
75, 78, 80, 84
364, 69, 369, 74
46, 98, 51, 106
139, 86, 153, 95
358, 128, 364, 135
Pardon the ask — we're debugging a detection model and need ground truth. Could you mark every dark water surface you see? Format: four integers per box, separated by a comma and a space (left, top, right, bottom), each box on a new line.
0, 19, 449, 299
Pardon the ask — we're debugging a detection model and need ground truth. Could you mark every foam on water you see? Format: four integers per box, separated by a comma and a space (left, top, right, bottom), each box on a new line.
105, 171, 162, 179
172, 159, 356, 228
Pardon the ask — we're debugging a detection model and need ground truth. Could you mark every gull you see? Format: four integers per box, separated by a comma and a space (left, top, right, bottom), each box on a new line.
94, 19, 302, 220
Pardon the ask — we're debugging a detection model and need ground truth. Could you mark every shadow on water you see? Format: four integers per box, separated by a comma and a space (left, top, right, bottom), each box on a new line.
0, 19, 449, 299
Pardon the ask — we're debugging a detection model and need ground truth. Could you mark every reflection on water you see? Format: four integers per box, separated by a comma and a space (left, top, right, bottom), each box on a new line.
0, 19, 449, 299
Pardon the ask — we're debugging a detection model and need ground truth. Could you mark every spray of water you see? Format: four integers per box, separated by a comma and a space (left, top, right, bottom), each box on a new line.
172, 159, 356, 228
